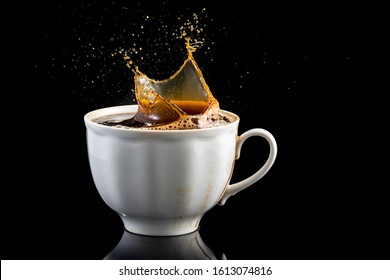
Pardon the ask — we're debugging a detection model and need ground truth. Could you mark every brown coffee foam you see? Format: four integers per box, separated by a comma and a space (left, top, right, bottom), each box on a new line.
106, 111, 230, 130
143, 112, 231, 130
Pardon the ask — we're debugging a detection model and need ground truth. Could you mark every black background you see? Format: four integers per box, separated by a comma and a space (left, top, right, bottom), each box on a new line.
3, 0, 388, 260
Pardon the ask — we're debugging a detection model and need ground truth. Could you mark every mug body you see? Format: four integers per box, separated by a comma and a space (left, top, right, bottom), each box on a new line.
84, 105, 239, 236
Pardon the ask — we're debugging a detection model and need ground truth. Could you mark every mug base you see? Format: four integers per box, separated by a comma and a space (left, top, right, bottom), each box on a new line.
119, 215, 201, 236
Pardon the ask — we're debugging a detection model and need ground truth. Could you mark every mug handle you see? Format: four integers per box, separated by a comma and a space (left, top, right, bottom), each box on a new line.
219, 128, 277, 206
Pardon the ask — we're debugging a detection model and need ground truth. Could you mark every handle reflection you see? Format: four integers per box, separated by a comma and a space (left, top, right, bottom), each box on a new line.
104, 229, 225, 260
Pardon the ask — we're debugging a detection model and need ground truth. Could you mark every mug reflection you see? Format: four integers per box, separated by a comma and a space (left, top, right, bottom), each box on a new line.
104, 229, 225, 260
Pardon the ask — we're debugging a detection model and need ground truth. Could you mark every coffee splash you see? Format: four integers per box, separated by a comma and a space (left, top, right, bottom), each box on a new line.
103, 39, 230, 130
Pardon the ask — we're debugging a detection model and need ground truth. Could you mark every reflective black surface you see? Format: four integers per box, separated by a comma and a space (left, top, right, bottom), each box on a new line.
104, 229, 225, 260
3, 0, 389, 260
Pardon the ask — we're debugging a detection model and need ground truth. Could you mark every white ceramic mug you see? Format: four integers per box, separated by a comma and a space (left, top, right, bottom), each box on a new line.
84, 105, 277, 236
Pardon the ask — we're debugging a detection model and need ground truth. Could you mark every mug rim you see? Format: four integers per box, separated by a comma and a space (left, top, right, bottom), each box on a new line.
84, 104, 240, 134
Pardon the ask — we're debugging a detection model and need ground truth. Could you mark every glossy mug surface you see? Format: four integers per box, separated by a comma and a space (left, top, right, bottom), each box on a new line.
84, 105, 277, 236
